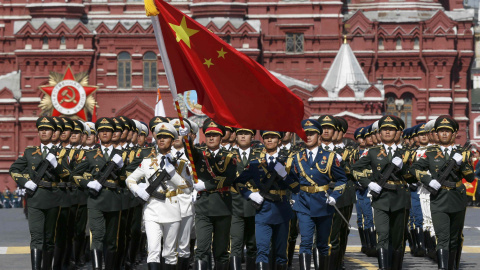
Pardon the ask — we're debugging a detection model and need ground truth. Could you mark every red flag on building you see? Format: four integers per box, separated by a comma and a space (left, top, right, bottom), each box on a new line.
149, 0, 306, 139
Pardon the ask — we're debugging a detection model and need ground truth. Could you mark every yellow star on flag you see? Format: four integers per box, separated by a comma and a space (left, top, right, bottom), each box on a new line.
169, 16, 199, 48
217, 47, 227, 59
203, 58, 214, 68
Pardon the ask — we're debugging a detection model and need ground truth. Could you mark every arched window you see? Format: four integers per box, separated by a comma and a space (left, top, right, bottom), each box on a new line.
378, 38, 384, 50
386, 93, 413, 127
42, 36, 49, 49
143, 52, 157, 89
118, 52, 131, 89
413, 37, 419, 50
396, 38, 402, 50
60, 35, 66, 49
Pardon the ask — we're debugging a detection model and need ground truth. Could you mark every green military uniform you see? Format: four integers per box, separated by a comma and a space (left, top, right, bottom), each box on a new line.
192, 119, 237, 269
9, 116, 68, 269
410, 116, 474, 269
327, 117, 357, 270
71, 117, 124, 270
351, 115, 416, 270
229, 128, 262, 269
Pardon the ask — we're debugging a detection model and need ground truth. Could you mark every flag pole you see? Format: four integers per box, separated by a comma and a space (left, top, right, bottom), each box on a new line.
149, 9, 199, 183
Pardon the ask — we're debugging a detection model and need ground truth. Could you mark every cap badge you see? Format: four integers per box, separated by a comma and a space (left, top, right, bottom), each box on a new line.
100, 118, 109, 124
385, 116, 393, 122
440, 118, 450, 124
154, 118, 162, 123
324, 116, 331, 121
305, 121, 313, 126
41, 117, 49, 123
208, 122, 217, 127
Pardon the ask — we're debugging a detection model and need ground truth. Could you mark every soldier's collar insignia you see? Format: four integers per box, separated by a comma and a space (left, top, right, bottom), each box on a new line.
305, 121, 313, 126
385, 116, 393, 122
41, 117, 49, 123
324, 116, 331, 121
100, 118, 109, 124
440, 118, 449, 124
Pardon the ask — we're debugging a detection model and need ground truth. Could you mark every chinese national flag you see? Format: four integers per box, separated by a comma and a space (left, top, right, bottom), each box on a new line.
152, 0, 306, 139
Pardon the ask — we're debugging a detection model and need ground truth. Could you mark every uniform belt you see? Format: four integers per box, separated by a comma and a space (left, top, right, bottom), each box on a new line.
57, 182, 68, 188
199, 186, 230, 195
386, 180, 407, 185
176, 188, 191, 195
441, 181, 462, 190
300, 185, 329, 193
151, 190, 177, 200
39, 181, 57, 188
269, 190, 287, 196
103, 180, 118, 189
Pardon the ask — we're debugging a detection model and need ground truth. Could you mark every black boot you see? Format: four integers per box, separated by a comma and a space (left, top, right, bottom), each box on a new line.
358, 227, 366, 254
247, 256, 256, 270
287, 241, 296, 269
31, 249, 43, 270
42, 250, 54, 270
312, 248, 320, 270
377, 248, 388, 270
429, 235, 438, 261
256, 262, 269, 270
194, 260, 208, 270
414, 227, 426, 257
406, 229, 416, 255
84, 236, 90, 263
230, 256, 242, 270
448, 250, 457, 270
52, 246, 64, 270
329, 250, 339, 270
177, 257, 190, 270
391, 250, 404, 270
91, 250, 103, 270
214, 261, 229, 270
275, 264, 287, 270
437, 249, 448, 270
367, 228, 378, 257
148, 262, 162, 270
299, 253, 311, 270
104, 251, 116, 270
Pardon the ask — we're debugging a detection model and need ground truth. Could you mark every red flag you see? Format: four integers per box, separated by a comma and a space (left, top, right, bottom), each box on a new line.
152, 0, 306, 139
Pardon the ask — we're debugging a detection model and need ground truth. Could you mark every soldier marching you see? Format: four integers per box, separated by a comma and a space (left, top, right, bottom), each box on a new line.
10, 113, 476, 270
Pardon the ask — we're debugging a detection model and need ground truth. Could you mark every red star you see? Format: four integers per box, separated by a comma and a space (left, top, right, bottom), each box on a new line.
40, 66, 97, 120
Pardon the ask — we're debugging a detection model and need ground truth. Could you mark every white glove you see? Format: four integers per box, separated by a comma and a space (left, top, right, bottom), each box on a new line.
193, 180, 206, 192
179, 127, 189, 137
368, 182, 382, 194
336, 154, 343, 163
24, 181, 37, 191
429, 179, 441, 191
274, 163, 287, 178
111, 154, 124, 168
138, 182, 148, 190
326, 196, 336, 206
45, 153, 58, 168
87, 180, 102, 192
249, 192, 264, 205
452, 153, 463, 166
392, 157, 403, 169
165, 163, 176, 177
135, 187, 150, 201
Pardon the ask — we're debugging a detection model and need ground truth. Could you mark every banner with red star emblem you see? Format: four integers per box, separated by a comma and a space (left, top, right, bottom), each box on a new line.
151, 0, 306, 139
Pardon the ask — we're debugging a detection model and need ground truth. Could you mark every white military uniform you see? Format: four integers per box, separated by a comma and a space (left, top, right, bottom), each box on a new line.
171, 147, 195, 259
126, 153, 191, 265
416, 145, 435, 236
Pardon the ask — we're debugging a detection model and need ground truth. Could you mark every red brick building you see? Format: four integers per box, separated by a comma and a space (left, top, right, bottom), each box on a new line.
0, 0, 474, 189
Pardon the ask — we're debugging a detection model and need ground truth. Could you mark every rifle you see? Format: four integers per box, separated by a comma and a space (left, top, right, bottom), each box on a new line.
370, 148, 405, 199
425, 142, 470, 196
145, 155, 180, 200
89, 161, 119, 197
250, 154, 288, 210
27, 159, 55, 196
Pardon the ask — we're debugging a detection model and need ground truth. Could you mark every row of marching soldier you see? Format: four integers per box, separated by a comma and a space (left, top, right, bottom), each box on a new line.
10, 113, 474, 270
